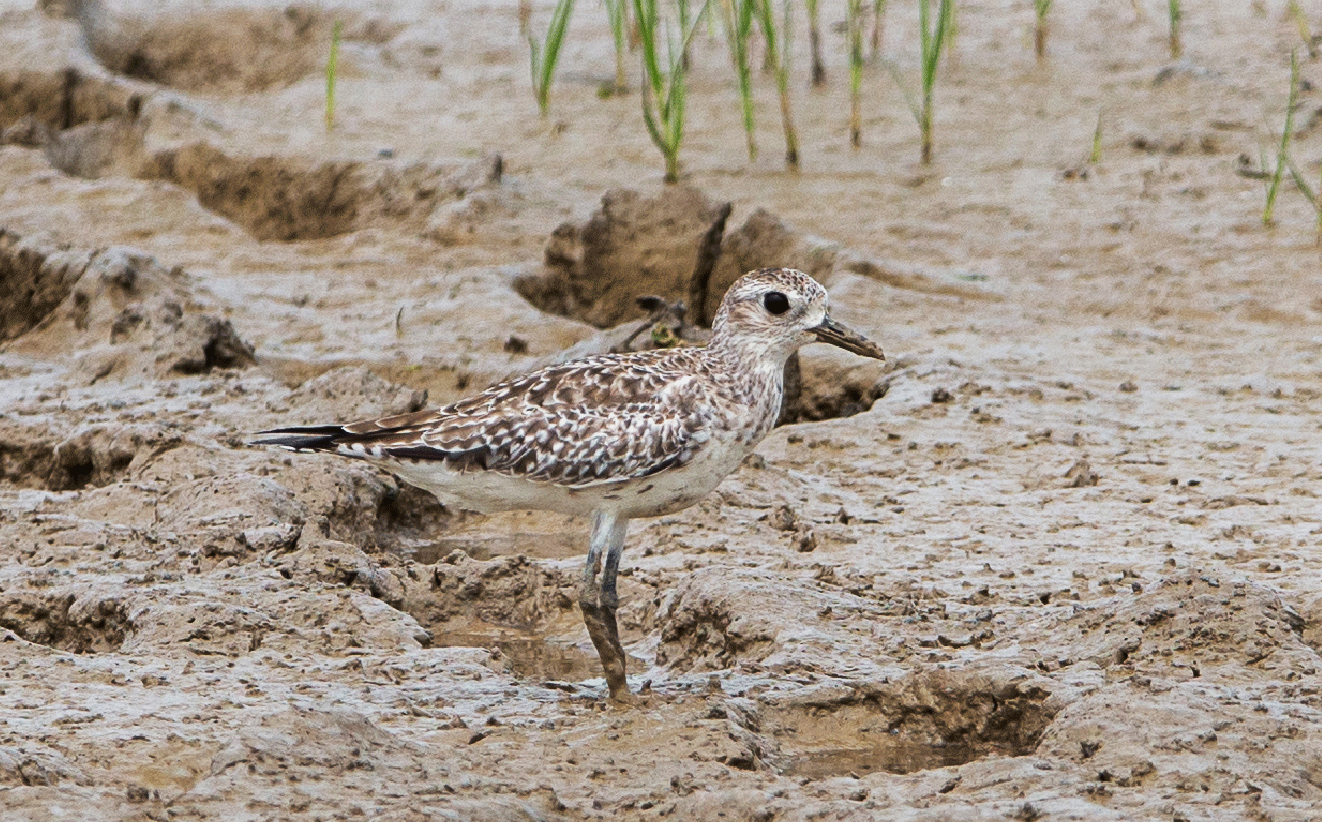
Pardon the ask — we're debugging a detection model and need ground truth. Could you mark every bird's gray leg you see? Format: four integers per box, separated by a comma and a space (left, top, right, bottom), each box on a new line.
599, 521, 628, 674
579, 510, 632, 701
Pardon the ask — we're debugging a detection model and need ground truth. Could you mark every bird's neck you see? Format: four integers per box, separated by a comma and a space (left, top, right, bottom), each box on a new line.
701, 339, 792, 440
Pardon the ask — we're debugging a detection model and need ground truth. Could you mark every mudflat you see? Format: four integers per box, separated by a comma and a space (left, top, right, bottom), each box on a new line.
2, 2, 1320, 820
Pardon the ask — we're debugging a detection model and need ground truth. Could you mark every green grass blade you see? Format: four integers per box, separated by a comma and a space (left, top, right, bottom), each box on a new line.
1034, 0, 1052, 59
871, 0, 887, 59
325, 20, 342, 132
1264, 51, 1299, 225
1173, 0, 1184, 59
530, 0, 575, 115
847, 0, 863, 146
721, 0, 756, 159
1090, 109, 1103, 164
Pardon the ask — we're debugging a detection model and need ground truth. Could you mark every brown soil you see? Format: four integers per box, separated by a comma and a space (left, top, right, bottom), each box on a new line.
3, 1, 1322, 820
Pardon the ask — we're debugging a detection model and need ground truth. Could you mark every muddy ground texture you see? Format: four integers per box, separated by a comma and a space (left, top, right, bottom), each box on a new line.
3, 1, 1322, 820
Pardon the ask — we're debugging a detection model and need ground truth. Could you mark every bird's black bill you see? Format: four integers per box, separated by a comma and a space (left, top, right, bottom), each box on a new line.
811, 317, 885, 360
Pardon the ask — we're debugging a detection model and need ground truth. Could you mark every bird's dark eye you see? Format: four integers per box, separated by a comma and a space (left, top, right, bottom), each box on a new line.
763, 291, 790, 315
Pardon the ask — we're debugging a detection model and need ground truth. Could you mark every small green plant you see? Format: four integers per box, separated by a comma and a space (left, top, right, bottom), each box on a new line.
919, 0, 953, 163
847, 0, 864, 146
1090, 109, 1103, 164
719, 0, 757, 159
806, 0, 825, 85
754, 0, 800, 170
891, 0, 953, 164
871, 0, 887, 59
1264, 51, 1301, 226
604, 0, 630, 92
529, 0, 575, 116
325, 20, 342, 132
1034, 0, 1052, 61
1287, 1, 1320, 59
1168, 0, 1181, 59
635, 0, 699, 182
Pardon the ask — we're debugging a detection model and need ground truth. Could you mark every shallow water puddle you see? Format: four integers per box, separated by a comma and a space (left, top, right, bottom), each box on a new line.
434, 629, 606, 683
782, 739, 981, 778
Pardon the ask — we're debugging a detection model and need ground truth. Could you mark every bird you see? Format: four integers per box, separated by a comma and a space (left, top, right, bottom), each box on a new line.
254, 267, 885, 702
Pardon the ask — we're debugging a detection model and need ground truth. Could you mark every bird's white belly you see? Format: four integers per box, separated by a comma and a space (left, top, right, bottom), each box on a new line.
380, 427, 757, 519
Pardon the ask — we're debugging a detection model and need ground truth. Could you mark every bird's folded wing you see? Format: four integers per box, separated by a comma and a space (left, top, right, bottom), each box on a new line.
255, 351, 717, 487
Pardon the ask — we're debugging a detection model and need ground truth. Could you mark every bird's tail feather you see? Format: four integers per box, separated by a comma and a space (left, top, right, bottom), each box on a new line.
250, 426, 351, 452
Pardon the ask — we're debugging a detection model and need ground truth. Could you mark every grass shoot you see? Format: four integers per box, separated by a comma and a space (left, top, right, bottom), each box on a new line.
1287, 1, 1320, 59
719, 0, 758, 159
635, 0, 699, 182
1263, 51, 1300, 226
1090, 109, 1103, 164
871, 0, 887, 60
1034, 0, 1052, 61
754, 0, 800, 170
529, 0, 576, 116
1168, 0, 1181, 59
325, 20, 342, 132
807, 0, 825, 86
847, 0, 864, 146
604, 0, 630, 93
896, 0, 954, 164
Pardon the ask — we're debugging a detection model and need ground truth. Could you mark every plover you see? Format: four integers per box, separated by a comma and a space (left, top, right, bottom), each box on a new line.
256, 268, 884, 701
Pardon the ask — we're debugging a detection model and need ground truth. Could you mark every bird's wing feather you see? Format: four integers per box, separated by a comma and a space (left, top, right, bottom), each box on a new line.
256, 349, 720, 487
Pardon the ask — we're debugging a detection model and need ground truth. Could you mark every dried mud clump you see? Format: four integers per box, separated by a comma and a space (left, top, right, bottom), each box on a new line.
395, 551, 576, 637
0, 68, 140, 135
523, 186, 731, 327
0, 587, 129, 653
654, 569, 782, 671
522, 194, 848, 328
0, 229, 88, 342
0, 232, 254, 381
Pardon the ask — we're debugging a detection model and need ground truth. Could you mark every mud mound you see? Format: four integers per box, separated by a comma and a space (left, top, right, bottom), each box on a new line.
0, 231, 254, 381
0, 743, 88, 789
71, 1, 345, 93
0, 585, 129, 653
1037, 571, 1315, 676
0, 68, 141, 135
521, 186, 730, 327
0, 229, 87, 343
187, 707, 559, 822
520, 190, 998, 332
48, 422, 180, 490
713, 207, 841, 290
395, 551, 576, 636
654, 568, 842, 672
0, 570, 430, 658
0, 68, 147, 179
779, 345, 890, 425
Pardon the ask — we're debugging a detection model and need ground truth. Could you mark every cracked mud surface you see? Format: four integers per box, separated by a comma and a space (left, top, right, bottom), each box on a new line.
2, 1, 1322, 820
